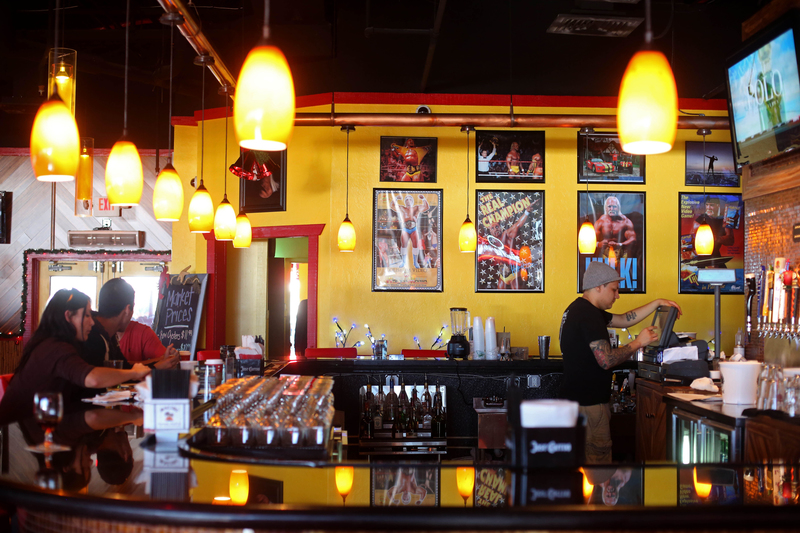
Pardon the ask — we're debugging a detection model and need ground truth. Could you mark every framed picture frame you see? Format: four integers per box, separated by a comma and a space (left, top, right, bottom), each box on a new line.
577, 191, 646, 293
238, 149, 287, 213
577, 132, 645, 184
685, 141, 740, 187
372, 189, 443, 292
0, 191, 12, 244
475, 130, 545, 183
380, 136, 438, 182
679, 192, 744, 294
371, 466, 439, 506
475, 190, 544, 292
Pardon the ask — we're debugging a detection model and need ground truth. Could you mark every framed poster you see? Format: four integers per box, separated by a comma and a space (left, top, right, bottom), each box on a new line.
476, 190, 544, 292
679, 192, 744, 294
577, 191, 645, 293
685, 141, 740, 187
474, 467, 508, 507
585, 467, 643, 506
475, 130, 545, 182
371, 466, 439, 506
373, 189, 443, 292
236, 149, 287, 213
577, 131, 645, 184
380, 136, 438, 182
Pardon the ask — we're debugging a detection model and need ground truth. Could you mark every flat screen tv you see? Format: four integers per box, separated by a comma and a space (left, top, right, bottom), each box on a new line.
726, 12, 800, 169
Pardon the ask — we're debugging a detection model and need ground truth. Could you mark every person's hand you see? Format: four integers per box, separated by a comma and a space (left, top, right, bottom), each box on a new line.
636, 326, 659, 347
154, 353, 180, 370
658, 299, 683, 318
130, 363, 150, 380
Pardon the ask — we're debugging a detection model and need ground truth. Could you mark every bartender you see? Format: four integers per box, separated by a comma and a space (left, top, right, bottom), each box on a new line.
560, 262, 682, 463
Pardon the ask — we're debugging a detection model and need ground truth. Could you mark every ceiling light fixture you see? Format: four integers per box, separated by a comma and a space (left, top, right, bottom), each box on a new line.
106, 0, 143, 206
74, 137, 93, 216
213, 91, 237, 241
617, 0, 677, 155
234, 0, 295, 151
153, 11, 185, 222
188, 55, 215, 233
578, 127, 597, 254
30, 0, 79, 182
337, 125, 356, 252
694, 128, 714, 256
458, 126, 477, 253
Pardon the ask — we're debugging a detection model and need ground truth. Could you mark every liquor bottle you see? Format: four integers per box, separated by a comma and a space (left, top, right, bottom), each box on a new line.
384, 376, 398, 425
421, 375, 432, 428
374, 376, 385, 430
398, 374, 409, 411
432, 383, 446, 438
360, 397, 374, 439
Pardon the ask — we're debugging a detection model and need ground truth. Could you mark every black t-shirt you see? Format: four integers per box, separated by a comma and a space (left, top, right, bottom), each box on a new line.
559, 297, 613, 406
82, 314, 127, 368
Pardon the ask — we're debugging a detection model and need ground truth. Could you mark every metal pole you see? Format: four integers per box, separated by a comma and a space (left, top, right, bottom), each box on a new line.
50, 183, 56, 249
715, 284, 722, 360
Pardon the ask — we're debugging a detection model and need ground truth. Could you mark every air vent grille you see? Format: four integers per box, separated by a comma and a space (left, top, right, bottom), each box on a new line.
547, 14, 643, 37
67, 230, 146, 249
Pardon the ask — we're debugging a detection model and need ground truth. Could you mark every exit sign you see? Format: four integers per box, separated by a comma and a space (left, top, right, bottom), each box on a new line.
95, 197, 121, 217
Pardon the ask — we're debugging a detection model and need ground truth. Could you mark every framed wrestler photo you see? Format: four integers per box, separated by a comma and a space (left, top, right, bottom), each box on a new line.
372, 189, 443, 292
371, 466, 439, 507
577, 191, 646, 294
685, 141, 740, 187
475, 190, 544, 293
235, 148, 287, 213
475, 130, 545, 183
577, 131, 645, 184
678, 192, 744, 294
379, 136, 438, 182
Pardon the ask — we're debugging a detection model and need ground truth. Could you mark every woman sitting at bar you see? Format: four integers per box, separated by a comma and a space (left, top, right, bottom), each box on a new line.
0, 289, 150, 423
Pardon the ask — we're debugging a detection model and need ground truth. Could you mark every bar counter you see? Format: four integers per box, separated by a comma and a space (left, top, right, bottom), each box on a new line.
1, 403, 800, 532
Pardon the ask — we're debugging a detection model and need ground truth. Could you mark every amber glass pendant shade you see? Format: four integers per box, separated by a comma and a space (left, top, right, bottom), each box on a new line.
338, 216, 356, 252
229, 470, 249, 505
693, 467, 712, 499
456, 467, 475, 506
188, 180, 214, 233
458, 216, 477, 253
153, 163, 184, 221
617, 49, 677, 155
233, 211, 252, 248
48, 48, 76, 115
695, 223, 715, 256
335, 466, 354, 506
74, 137, 93, 217
30, 96, 80, 182
234, 45, 295, 151
578, 220, 597, 254
213, 195, 237, 241
105, 140, 143, 206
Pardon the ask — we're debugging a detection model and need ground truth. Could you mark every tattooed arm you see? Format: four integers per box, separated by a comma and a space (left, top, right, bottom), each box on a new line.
590, 325, 658, 369
608, 299, 682, 328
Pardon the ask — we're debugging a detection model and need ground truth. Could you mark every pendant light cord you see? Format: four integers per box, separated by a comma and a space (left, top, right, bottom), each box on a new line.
53, 0, 60, 70
263, 0, 271, 41
168, 23, 174, 162
123, 0, 130, 137
644, 0, 652, 45
465, 128, 470, 217
224, 93, 228, 197
345, 127, 350, 216
200, 63, 205, 184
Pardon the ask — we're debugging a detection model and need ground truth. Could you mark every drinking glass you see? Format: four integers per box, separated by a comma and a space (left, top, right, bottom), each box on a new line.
103, 359, 124, 370
26, 392, 70, 453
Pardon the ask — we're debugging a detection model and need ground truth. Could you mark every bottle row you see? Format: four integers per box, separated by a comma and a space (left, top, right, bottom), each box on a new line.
359, 374, 447, 440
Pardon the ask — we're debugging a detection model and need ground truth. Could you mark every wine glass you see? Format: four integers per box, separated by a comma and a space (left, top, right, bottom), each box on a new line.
26, 392, 70, 453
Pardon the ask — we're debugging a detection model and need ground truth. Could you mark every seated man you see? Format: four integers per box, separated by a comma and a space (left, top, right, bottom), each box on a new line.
119, 320, 179, 367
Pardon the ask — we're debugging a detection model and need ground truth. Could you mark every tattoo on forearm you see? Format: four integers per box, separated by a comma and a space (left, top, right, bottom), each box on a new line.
590, 340, 637, 370
625, 311, 637, 322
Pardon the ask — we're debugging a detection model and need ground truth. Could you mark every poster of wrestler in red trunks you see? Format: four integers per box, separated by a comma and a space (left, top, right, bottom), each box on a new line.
577, 191, 646, 294
380, 137, 438, 182
475, 130, 545, 183
475, 190, 544, 292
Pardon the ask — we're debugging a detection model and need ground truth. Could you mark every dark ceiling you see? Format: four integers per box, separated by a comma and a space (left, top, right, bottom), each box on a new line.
0, 0, 765, 150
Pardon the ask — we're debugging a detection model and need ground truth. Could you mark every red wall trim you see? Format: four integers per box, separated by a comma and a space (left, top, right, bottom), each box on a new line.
172, 116, 197, 127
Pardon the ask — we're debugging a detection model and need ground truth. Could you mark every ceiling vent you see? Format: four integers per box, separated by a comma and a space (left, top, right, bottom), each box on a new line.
547, 14, 643, 37
67, 230, 146, 249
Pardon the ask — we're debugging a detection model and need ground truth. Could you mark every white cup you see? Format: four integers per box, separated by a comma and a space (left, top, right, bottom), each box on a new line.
719, 361, 761, 404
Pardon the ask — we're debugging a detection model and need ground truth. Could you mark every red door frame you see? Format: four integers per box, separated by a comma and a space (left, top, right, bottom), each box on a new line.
24, 251, 172, 344
203, 224, 324, 352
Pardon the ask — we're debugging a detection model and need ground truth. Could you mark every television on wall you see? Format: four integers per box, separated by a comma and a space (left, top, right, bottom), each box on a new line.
726, 11, 800, 169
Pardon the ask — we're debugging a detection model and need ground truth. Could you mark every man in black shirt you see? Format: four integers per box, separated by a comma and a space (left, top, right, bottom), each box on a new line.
82, 279, 135, 368
560, 262, 681, 463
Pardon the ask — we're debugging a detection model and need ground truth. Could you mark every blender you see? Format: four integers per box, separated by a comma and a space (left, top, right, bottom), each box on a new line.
447, 307, 471, 359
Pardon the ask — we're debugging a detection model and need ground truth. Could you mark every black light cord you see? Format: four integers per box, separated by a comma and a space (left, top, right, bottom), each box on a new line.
346, 127, 350, 216
123, 0, 130, 137
465, 128, 470, 217
53, 0, 60, 76
200, 63, 205, 184
262, 0, 270, 41
168, 23, 174, 162
224, 93, 229, 197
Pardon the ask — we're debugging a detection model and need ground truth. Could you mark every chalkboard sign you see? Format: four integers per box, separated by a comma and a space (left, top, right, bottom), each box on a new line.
152, 274, 208, 359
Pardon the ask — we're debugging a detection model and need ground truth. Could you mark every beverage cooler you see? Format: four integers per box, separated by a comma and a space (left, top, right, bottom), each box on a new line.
668, 406, 742, 463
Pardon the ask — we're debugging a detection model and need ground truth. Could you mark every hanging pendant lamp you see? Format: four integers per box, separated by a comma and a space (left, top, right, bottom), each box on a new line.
459, 126, 477, 253
578, 127, 597, 254
617, 0, 677, 155
106, 0, 143, 206
234, 0, 295, 151
233, 210, 252, 248
214, 90, 237, 241
153, 12, 185, 221
337, 126, 356, 252
694, 128, 715, 256
188, 54, 215, 233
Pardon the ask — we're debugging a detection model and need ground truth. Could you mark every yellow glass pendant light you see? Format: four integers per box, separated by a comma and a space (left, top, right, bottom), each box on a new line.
30, 95, 80, 182
188, 54, 215, 234
229, 470, 249, 506
233, 211, 252, 248
234, 0, 295, 151
694, 129, 715, 256
459, 126, 477, 253
75, 137, 93, 216
48, 48, 76, 115
617, 0, 677, 155
153, 13, 184, 221
578, 127, 597, 254
337, 126, 356, 252
214, 94, 237, 240
334, 466, 354, 506
456, 467, 475, 507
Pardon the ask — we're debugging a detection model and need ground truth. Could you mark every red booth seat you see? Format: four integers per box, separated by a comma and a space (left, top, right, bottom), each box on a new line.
305, 348, 358, 359
401, 349, 442, 359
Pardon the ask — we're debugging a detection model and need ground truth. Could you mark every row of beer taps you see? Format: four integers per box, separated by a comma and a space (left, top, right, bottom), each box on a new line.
747, 260, 800, 342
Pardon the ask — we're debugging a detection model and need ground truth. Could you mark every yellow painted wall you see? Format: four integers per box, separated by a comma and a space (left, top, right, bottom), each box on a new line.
171, 101, 744, 356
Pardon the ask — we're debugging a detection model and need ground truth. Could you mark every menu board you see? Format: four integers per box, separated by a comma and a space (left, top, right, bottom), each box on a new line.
152, 273, 208, 358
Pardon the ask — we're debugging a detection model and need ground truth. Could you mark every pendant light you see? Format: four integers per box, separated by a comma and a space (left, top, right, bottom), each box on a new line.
106, 0, 143, 206
74, 137, 93, 216
213, 92, 237, 241
30, 0, 79, 182
233, 209, 252, 248
234, 0, 295, 151
153, 12, 185, 221
578, 127, 597, 254
337, 126, 356, 252
694, 128, 714, 256
617, 0, 678, 155
188, 55, 216, 233
459, 126, 477, 253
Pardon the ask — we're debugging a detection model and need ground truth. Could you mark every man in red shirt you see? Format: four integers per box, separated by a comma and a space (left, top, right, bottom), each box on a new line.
119, 320, 178, 367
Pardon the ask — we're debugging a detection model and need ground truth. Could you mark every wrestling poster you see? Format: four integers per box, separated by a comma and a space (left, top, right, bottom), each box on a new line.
379, 136, 438, 182
372, 189, 443, 292
577, 191, 646, 294
476, 190, 544, 293
371, 466, 439, 507
474, 468, 508, 507
679, 192, 744, 294
475, 130, 545, 183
